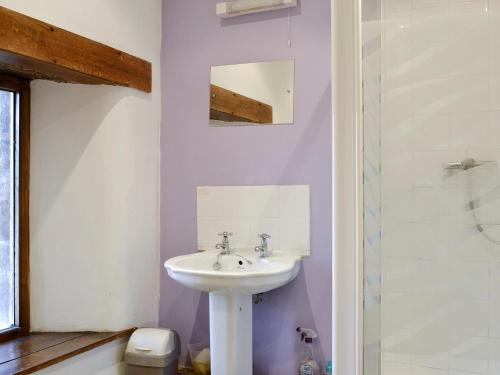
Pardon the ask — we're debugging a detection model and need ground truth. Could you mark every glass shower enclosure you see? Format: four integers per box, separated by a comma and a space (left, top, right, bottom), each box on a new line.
361, 0, 500, 374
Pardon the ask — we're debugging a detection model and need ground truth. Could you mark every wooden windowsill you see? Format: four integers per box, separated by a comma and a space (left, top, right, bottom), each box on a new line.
0, 329, 135, 375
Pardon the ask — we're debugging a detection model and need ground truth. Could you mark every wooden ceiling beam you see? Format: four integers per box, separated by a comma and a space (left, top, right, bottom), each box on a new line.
0, 6, 152, 92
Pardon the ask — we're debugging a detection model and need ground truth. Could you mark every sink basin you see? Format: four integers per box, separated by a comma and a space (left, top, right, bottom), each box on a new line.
164, 250, 301, 294
164, 249, 301, 375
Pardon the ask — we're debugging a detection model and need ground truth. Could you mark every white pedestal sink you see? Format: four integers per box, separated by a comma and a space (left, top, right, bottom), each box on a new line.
164, 249, 301, 375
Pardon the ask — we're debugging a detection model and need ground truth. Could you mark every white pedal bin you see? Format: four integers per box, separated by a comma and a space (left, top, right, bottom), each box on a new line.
125, 328, 180, 375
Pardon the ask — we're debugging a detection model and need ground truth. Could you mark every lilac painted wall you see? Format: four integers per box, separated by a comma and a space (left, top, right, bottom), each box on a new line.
160, 1, 332, 373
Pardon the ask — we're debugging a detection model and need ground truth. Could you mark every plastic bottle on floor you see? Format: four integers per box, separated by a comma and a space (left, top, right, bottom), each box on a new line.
297, 327, 320, 375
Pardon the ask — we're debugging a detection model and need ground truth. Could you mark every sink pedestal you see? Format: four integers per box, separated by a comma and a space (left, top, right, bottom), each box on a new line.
209, 293, 252, 375
165, 251, 301, 374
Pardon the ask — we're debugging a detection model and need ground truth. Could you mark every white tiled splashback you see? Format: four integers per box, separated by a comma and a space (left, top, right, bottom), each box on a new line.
197, 185, 310, 256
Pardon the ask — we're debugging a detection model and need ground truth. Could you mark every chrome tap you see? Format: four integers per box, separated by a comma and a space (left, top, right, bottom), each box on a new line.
254, 233, 271, 258
213, 231, 252, 270
215, 231, 233, 255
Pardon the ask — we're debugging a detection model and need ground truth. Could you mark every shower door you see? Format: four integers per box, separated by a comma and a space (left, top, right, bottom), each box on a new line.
362, 1, 500, 374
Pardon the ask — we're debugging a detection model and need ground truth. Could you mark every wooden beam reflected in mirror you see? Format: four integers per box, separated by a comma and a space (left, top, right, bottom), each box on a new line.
210, 84, 273, 124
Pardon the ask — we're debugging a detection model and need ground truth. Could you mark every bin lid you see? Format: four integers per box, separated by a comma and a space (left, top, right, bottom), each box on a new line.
125, 328, 180, 367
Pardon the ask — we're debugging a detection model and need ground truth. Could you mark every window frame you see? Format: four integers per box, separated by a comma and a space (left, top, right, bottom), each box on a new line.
0, 73, 30, 343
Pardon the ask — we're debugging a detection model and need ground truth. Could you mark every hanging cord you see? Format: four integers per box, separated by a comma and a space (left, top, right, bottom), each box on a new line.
466, 167, 500, 244
287, 7, 292, 48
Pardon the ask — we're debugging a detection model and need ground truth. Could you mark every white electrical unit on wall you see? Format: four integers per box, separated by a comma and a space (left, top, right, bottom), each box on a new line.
216, 0, 298, 18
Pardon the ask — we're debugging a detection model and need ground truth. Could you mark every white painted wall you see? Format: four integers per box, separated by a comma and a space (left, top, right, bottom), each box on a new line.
0, 0, 162, 331
210, 60, 294, 124
33, 339, 127, 375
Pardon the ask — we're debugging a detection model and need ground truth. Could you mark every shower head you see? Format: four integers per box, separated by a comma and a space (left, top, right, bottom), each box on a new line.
461, 158, 477, 170
444, 158, 496, 171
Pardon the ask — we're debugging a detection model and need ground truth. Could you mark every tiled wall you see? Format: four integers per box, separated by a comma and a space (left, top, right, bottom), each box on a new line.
197, 185, 310, 256
373, 0, 500, 374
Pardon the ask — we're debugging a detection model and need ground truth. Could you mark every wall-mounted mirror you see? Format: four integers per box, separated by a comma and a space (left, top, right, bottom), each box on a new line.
209, 60, 294, 126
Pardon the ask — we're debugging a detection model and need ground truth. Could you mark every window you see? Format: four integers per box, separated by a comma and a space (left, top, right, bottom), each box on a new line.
0, 74, 29, 342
